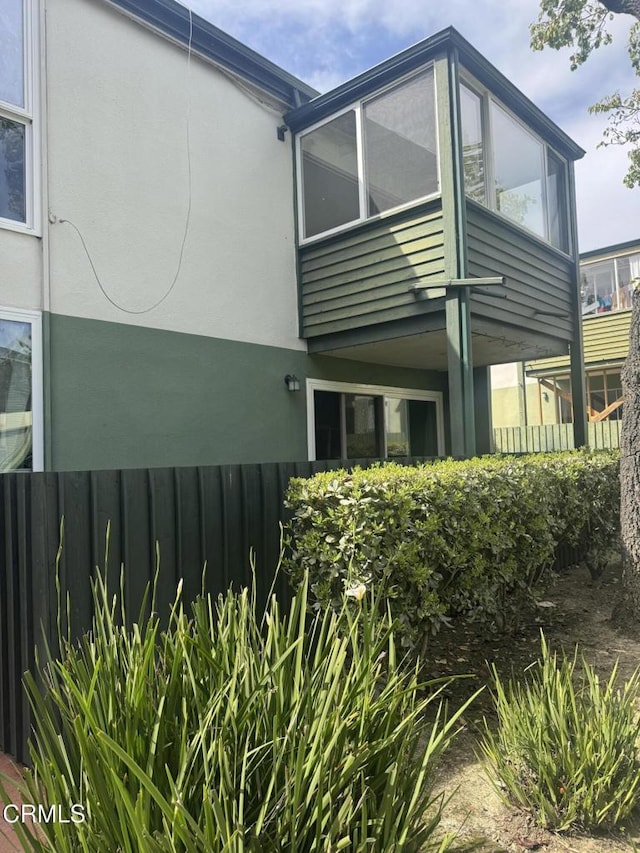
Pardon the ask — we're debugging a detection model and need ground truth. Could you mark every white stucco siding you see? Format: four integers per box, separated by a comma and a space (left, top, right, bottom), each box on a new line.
44, 0, 304, 350
0, 230, 43, 312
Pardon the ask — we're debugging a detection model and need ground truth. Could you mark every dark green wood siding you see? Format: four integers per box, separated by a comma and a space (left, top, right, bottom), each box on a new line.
300, 203, 446, 338
466, 202, 575, 342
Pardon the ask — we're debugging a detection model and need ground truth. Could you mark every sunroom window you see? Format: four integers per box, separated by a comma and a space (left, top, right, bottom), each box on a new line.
364, 71, 438, 216
491, 102, 545, 239
460, 85, 485, 204
460, 80, 570, 253
299, 68, 439, 241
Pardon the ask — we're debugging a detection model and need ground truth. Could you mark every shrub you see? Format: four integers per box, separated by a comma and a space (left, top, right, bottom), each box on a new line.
478, 633, 640, 831
285, 451, 619, 646
3, 565, 475, 852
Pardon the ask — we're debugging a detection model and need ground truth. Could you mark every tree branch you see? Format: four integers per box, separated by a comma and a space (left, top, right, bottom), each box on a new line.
600, 0, 640, 20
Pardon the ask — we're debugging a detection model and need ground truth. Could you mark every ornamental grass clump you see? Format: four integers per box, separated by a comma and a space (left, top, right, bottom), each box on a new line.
5, 564, 474, 852
479, 633, 640, 831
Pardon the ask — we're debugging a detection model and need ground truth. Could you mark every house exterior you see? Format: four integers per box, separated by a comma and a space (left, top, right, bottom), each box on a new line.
1, 0, 585, 472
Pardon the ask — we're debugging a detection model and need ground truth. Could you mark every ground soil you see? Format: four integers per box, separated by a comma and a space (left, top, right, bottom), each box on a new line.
429, 555, 640, 853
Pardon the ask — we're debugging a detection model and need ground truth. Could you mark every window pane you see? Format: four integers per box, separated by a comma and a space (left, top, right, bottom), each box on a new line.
364, 70, 438, 216
314, 390, 342, 460
460, 84, 485, 204
546, 150, 569, 252
408, 399, 438, 456
0, 117, 26, 222
614, 253, 640, 310
491, 101, 544, 238
0, 317, 32, 470
0, 0, 24, 108
345, 394, 379, 458
385, 398, 409, 457
581, 259, 615, 313
301, 111, 359, 238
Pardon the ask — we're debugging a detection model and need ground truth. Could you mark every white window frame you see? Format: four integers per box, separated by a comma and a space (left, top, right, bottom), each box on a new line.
296, 65, 441, 245
459, 73, 571, 256
0, 305, 43, 471
0, 0, 41, 234
306, 378, 445, 460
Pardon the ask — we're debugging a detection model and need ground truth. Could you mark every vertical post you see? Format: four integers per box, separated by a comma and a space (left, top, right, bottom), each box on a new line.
567, 162, 587, 447
442, 48, 476, 457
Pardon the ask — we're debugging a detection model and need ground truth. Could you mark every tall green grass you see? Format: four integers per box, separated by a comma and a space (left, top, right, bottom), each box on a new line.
479, 633, 640, 831
4, 563, 474, 851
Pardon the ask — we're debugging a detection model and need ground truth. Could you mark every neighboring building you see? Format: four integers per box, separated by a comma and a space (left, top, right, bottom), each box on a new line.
491, 239, 638, 429
525, 239, 639, 424
1, 0, 585, 471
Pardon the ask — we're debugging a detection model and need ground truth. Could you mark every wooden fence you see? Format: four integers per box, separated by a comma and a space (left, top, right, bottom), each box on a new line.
493, 420, 622, 454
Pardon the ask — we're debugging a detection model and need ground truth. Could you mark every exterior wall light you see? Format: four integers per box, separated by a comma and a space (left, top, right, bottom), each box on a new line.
284, 374, 301, 392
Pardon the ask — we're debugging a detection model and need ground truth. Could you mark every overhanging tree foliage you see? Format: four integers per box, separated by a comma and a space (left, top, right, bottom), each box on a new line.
531, 0, 640, 187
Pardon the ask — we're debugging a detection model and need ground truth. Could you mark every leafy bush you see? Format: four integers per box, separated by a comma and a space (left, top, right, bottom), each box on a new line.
4, 565, 474, 852
479, 634, 640, 831
285, 451, 619, 646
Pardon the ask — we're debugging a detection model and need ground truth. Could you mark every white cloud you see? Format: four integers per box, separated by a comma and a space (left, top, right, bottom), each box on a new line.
185, 0, 639, 253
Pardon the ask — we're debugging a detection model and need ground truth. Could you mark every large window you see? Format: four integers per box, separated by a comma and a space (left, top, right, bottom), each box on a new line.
298, 69, 439, 241
307, 380, 444, 460
581, 250, 640, 314
0, 0, 37, 230
460, 81, 569, 253
0, 308, 42, 470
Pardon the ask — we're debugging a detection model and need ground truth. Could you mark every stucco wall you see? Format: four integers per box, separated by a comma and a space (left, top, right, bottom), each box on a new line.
0, 229, 42, 311
44, 0, 303, 351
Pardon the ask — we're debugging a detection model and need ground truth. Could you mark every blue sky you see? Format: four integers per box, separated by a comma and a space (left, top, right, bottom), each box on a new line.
186, 0, 639, 252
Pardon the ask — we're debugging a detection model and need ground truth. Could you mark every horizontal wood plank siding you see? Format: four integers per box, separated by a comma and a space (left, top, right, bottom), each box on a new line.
300, 204, 446, 337
528, 310, 631, 374
466, 203, 575, 342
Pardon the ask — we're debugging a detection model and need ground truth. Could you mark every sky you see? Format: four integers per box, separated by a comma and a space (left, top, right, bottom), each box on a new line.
184, 0, 639, 254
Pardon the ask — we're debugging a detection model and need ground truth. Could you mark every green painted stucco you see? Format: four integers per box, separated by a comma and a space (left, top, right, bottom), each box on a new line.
45, 313, 447, 471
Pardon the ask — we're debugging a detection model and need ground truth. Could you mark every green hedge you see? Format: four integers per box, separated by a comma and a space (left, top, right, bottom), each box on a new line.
285, 451, 619, 647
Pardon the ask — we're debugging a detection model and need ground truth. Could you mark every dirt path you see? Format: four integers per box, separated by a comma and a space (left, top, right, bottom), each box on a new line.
431, 556, 640, 853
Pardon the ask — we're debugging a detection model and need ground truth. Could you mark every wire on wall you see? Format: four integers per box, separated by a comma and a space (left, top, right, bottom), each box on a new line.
57, 7, 195, 315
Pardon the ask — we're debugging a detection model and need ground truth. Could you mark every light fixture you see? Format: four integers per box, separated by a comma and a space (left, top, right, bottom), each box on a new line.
284, 374, 300, 392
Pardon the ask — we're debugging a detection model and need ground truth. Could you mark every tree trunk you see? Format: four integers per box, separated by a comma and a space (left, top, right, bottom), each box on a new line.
618, 287, 640, 622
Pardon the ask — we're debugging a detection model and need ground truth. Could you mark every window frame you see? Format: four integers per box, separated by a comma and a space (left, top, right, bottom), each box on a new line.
296, 65, 441, 245
459, 74, 571, 255
306, 378, 445, 460
0, 305, 43, 471
0, 0, 40, 234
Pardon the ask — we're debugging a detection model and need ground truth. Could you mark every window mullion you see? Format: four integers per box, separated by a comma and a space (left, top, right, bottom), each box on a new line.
482, 95, 494, 211
355, 104, 367, 222
541, 147, 550, 243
